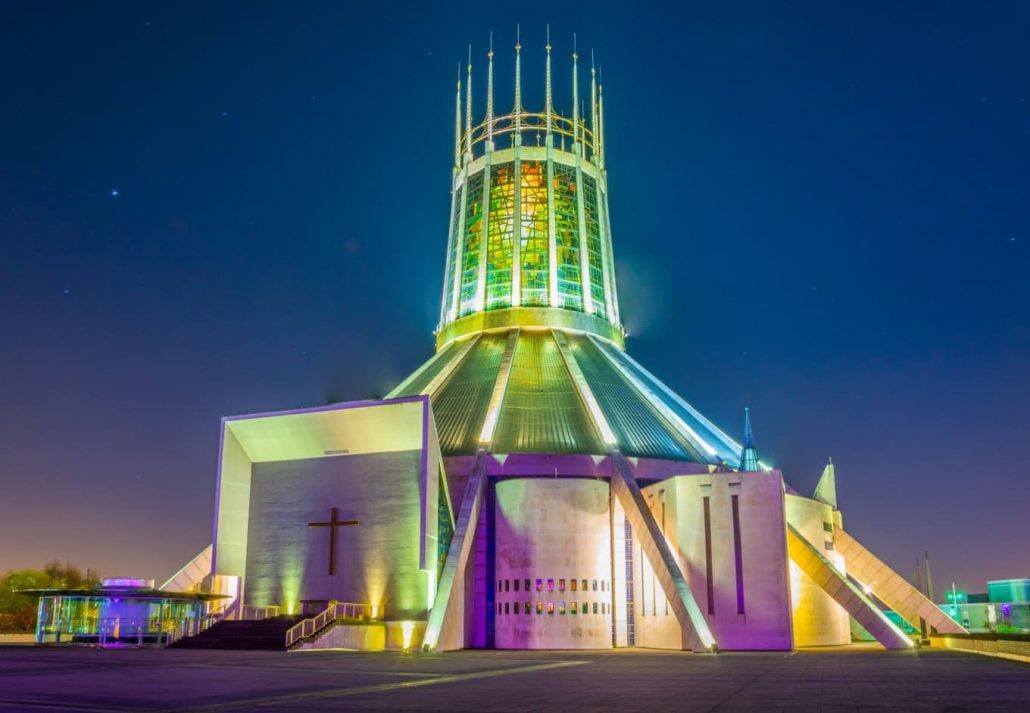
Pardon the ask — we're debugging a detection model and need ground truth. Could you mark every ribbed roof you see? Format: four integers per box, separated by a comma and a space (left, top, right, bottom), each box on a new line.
389, 329, 743, 465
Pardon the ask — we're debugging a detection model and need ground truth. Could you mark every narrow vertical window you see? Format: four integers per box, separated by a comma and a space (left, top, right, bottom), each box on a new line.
514, 578, 520, 592
559, 578, 566, 592
504, 602, 509, 615
497, 579, 502, 592
582, 602, 588, 614
593, 580, 598, 591
559, 601, 566, 615
547, 578, 554, 591
525, 601, 531, 615
536, 578, 542, 592
732, 493, 746, 615
571, 600, 577, 614
593, 602, 598, 614
524, 578, 531, 592
513, 602, 519, 615
582, 579, 588, 591
536, 601, 543, 615
571, 579, 577, 592
547, 602, 555, 615
703, 495, 715, 616
505, 579, 510, 592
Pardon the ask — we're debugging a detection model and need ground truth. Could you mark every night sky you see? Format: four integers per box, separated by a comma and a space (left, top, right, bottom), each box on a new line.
2, 2, 1027, 595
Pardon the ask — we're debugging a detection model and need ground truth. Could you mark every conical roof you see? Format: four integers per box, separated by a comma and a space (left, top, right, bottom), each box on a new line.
390, 329, 743, 465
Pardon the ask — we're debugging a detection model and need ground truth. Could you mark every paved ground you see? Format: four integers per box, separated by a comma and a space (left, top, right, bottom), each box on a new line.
0, 645, 1027, 712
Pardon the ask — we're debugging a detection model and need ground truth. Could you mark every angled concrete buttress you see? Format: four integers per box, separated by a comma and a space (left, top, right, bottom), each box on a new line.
423, 451, 488, 651
611, 453, 718, 652
835, 528, 967, 635
786, 525, 913, 650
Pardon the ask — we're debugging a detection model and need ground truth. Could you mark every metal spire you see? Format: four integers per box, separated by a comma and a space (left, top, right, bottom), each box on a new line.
486, 32, 494, 147
545, 25, 553, 138
597, 71, 605, 168
454, 64, 462, 168
590, 50, 597, 160
514, 24, 522, 140
464, 46, 473, 158
739, 407, 760, 472
572, 34, 579, 150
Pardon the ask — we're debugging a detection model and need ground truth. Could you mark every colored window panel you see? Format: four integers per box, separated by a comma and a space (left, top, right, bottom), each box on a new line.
571, 579, 577, 592
458, 171, 485, 315
547, 579, 554, 591
559, 601, 566, 615
536, 602, 543, 615
536, 578, 542, 592
547, 602, 555, 615
571, 601, 577, 614
582, 174, 607, 317
519, 161, 549, 307
552, 162, 583, 311
525, 601, 531, 615
559, 578, 565, 592
485, 162, 515, 310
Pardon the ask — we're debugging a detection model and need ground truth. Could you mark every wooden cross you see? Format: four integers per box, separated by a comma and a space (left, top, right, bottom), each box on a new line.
307, 507, 359, 576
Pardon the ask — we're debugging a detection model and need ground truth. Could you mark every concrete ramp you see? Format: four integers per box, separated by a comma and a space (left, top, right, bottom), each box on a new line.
836, 528, 967, 635
611, 454, 717, 652
160, 544, 212, 592
422, 452, 488, 651
786, 526, 913, 650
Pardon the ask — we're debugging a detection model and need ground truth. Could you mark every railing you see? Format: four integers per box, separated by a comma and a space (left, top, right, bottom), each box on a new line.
164, 613, 218, 647
285, 601, 376, 649
240, 604, 281, 621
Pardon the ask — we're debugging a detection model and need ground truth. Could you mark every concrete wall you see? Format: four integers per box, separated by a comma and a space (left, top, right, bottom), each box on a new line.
637, 471, 794, 651
493, 479, 613, 649
244, 450, 430, 620
785, 493, 850, 646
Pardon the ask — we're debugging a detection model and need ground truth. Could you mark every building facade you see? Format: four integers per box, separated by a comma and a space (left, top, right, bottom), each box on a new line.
193, 36, 968, 653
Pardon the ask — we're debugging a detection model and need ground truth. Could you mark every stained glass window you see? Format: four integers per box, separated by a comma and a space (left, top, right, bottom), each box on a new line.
485, 162, 515, 309
582, 174, 607, 317
459, 171, 485, 316
552, 162, 583, 311
443, 184, 464, 319
520, 161, 549, 307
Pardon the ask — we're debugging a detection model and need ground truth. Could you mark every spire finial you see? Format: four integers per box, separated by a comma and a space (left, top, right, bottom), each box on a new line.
739, 407, 760, 472
454, 62, 462, 168
572, 37, 580, 150
545, 25, 553, 137
486, 32, 494, 147
464, 45, 473, 158
597, 67, 605, 168
590, 50, 598, 161
514, 24, 522, 139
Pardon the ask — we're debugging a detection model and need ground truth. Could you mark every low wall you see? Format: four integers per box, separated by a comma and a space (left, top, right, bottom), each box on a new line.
931, 633, 1030, 663
0, 634, 35, 645
296, 623, 386, 652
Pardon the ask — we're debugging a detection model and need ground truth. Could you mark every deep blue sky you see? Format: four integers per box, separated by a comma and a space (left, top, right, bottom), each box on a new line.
1, 2, 1027, 594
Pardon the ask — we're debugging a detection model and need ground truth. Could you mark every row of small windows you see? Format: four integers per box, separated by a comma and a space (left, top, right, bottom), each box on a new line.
497, 578, 608, 593
496, 601, 610, 616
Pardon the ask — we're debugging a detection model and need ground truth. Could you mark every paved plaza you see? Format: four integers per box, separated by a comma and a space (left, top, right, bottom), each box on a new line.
0, 645, 1027, 712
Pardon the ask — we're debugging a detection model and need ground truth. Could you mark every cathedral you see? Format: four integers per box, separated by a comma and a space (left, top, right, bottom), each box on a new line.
174, 36, 966, 652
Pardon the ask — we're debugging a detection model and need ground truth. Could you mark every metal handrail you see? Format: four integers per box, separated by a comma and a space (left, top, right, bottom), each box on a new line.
240, 604, 281, 620
284, 601, 376, 649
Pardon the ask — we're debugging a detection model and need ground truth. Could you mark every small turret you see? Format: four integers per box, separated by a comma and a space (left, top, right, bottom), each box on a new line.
739, 407, 760, 472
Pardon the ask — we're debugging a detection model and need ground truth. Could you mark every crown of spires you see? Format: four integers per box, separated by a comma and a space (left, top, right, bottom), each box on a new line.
452, 28, 605, 165
739, 408, 760, 472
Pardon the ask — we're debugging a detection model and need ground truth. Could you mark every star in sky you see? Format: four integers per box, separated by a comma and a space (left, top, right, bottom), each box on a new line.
110, 188, 119, 197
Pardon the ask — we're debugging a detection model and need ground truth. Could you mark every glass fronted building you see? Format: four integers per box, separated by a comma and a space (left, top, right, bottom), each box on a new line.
26, 578, 226, 646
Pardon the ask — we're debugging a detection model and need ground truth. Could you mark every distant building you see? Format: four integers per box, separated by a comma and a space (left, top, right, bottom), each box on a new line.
170, 34, 967, 652
941, 579, 1030, 633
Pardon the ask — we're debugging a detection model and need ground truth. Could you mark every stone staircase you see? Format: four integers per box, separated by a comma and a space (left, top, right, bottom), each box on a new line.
170, 615, 306, 650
